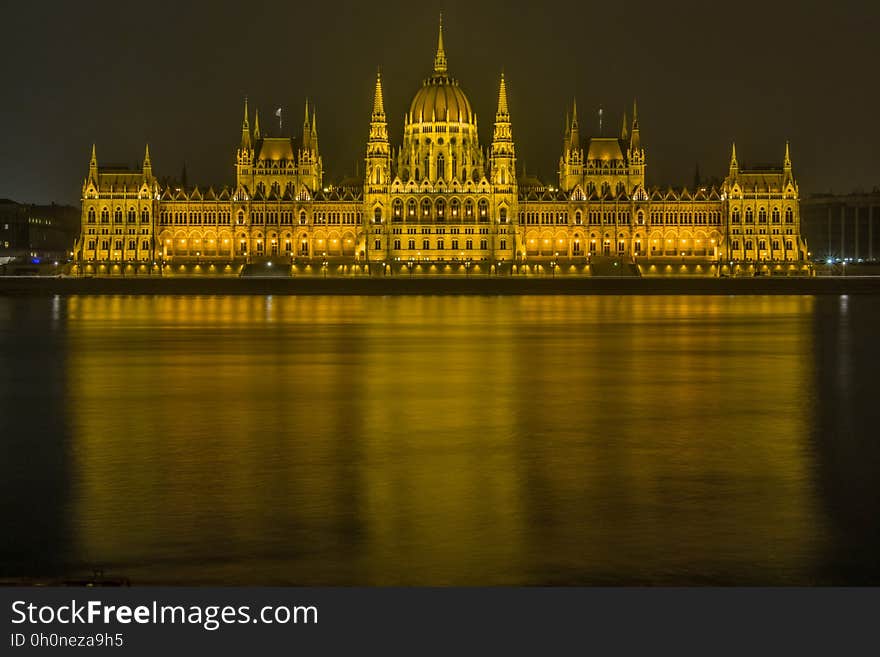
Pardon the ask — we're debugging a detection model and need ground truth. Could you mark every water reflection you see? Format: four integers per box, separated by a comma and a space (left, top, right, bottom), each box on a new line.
2, 294, 877, 583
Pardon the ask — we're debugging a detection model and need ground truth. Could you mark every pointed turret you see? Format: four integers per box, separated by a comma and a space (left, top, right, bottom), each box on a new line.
621, 110, 629, 141
240, 97, 252, 150
366, 69, 390, 187
88, 143, 98, 181
570, 98, 580, 149
302, 99, 312, 151
496, 72, 509, 118
629, 99, 641, 151
433, 13, 448, 75
253, 108, 261, 140
143, 144, 152, 178
373, 69, 386, 119
730, 141, 738, 173
784, 141, 791, 170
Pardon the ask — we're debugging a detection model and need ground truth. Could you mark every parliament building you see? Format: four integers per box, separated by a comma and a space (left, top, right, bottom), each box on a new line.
74, 19, 808, 277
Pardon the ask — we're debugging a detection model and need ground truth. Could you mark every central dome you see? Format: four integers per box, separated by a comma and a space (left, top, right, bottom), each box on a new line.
407, 14, 474, 126
409, 77, 473, 124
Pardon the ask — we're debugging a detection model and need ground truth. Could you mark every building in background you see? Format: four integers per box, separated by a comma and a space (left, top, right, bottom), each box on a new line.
73, 18, 808, 277
801, 191, 880, 263
0, 199, 79, 270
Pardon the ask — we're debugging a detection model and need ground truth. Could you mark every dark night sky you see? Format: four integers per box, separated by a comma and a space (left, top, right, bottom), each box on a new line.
1, 0, 877, 205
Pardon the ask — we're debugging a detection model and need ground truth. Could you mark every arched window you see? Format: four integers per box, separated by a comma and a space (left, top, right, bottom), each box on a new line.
421, 198, 432, 218
374, 207, 382, 223
87, 208, 96, 223
575, 211, 582, 225
758, 207, 767, 223
114, 207, 122, 222
637, 211, 644, 225
299, 210, 307, 224
465, 199, 474, 217
237, 210, 244, 224
478, 199, 488, 220
407, 199, 416, 217
127, 207, 136, 222
499, 208, 507, 223
437, 154, 445, 180
435, 198, 445, 219
141, 208, 149, 223
772, 208, 780, 223
745, 207, 754, 223
450, 198, 460, 217
785, 208, 793, 223
732, 208, 740, 223
393, 199, 403, 218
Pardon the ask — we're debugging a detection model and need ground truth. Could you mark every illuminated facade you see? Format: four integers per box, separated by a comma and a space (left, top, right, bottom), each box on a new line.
74, 18, 808, 276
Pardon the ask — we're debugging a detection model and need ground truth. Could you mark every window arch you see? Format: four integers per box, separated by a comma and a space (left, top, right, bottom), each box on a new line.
465, 199, 474, 217
478, 199, 488, 220
141, 208, 149, 223
435, 198, 445, 219
114, 207, 122, 222
772, 208, 780, 223
393, 198, 403, 218
421, 198, 432, 218
785, 208, 793, 223
745, 207, 754, 223
127, 207, 136, 222
437, 154, 445, 180
450, 198, 460, 217
407, 199, 416, 217
87, 208, 96, 223
732, 208, 740, 223
758, 207, 767, 223
498, 207, 507, 223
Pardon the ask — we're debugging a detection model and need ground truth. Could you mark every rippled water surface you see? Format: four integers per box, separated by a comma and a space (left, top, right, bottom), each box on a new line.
1, 294, 878, 584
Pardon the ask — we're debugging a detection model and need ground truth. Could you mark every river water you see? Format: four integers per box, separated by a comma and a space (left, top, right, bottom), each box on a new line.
1, 294, 878, 584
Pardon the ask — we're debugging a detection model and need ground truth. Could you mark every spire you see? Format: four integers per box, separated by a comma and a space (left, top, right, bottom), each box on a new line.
143, 144, 152, 176
570, 98, 580, 149
240, 97, 252, 150
304, 98, 310, 126
433, 12, 448, 75
88, 143, 97, 180
496, 72, 509, 117
629, 99, 641, 151
373, 69, 385, 118
253, 108, 261, 140
621, 110, 629, 141
730, 142, 738, 172
784, 141, 791, 169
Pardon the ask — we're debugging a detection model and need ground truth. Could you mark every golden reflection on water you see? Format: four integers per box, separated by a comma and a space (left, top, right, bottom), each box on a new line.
64, 295, 825, 584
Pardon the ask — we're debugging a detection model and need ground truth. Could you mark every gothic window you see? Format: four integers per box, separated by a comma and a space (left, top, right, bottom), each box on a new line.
450, 198, 460, 218
141, 209, 149, 223
114, 208, 122, 222
772, 208, 780, 223
451, 153, 457, 179
499, 208, 507, 223
732, 208, 741, 223
437, 154, 445, 180
478, 199, 488, 220
758, 208, 767, 223
785, 208, 793, 223
745, 208, 754, 223
408, 199, 416, 217
393, 199, 403, 218
421, 198, 432, 218
88, 208, 96, 223
465, 199, 474, 217
435, 198, 445, 219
